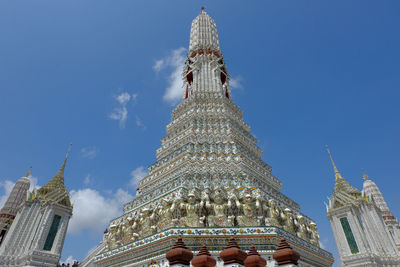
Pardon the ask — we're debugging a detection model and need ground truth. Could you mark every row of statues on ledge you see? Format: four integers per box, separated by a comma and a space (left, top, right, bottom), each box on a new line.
106, 188, 319, 250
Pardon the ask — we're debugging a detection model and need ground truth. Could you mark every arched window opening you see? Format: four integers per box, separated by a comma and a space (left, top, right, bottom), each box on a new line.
186, 72, 193, 85
220, 72, 226, 85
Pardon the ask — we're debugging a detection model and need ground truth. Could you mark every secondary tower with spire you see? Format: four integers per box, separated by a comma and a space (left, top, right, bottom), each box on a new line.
0, 144, 73, 267
0, 168, 31, 246
326, 147, 400, 266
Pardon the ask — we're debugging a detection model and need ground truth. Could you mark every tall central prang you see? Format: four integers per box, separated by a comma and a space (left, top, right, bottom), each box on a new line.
93, 9, 333, 267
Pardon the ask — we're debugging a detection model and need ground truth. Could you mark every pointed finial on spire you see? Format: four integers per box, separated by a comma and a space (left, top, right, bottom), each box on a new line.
362, 168, 369, 181
325, 145, 342, 179
36, 143, 73, 208
201, 6, 205, 11
60, 142, 72, 173
25, 166, 32, 177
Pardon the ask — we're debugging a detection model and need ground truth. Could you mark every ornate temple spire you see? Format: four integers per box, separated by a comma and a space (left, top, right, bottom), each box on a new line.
325, 145, 342, 179
362, 172, 391, 214
189, 7, 220, 54
325, 146, 361, 209
0, 171, 30, 216
37, 143, 72, 208
92, 10, 334, 267
0, 167, 31, 245
183, 8, 230, 100
362, 171, 400, 249
42, 143, 71, 187
59, 142, 72, 177
325, 146, 359, 193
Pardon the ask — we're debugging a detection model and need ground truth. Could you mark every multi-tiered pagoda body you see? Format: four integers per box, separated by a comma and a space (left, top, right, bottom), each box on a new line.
93, 10, 333, 267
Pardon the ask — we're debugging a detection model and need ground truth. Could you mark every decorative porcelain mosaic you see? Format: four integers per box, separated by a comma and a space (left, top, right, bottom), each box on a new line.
95, 226, 332, 264
94, 9, 334, 267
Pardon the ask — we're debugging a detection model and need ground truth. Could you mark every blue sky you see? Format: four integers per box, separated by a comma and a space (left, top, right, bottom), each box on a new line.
0, 1, 399, 266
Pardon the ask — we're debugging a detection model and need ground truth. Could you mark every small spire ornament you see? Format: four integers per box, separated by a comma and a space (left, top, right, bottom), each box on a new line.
272, 237, 300, 266
362, 168, 369, 181
166, 236, 193, 266
25, 166, 32, 177
192, 242, 216, 267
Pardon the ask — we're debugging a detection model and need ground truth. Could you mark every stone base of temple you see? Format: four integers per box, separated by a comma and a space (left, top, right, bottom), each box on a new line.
93, 227, 333, 267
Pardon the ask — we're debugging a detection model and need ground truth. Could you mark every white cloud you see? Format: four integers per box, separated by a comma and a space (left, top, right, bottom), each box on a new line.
68, 188, 133, 235
83, 174, 91, 185
80, 146, 99, 159
229, 76, 243, 90
62, 255, 77, 265
135, 115, 145, 129
109, 92, 141, 129
116, 92, 131, 105
164, 65, 184, 105
109, 106, 128, 129
153, 59, 165, 72
0, 180, 15, 208
131, 93, 138, 103
115, 188, 133, 204
319, 238, 328, 249
153, 47, 187, 105
109, 92, 135, 129
85, 245, 100, 258
28, 175, 40, 190
130, 166, 147, 188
